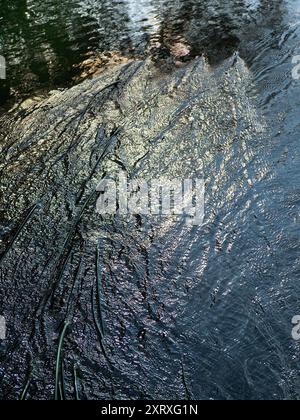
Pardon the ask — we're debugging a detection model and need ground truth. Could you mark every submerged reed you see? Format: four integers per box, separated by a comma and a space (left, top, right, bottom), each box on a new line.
20, 365, 35, 401
55, 321, 70, 400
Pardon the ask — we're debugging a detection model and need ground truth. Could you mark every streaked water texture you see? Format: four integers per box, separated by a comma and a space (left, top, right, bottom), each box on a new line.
0, 0, 300, 400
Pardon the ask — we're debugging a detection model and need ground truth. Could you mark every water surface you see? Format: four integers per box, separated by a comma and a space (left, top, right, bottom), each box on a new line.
1, 0, 300, 105
1, 0, 300, 401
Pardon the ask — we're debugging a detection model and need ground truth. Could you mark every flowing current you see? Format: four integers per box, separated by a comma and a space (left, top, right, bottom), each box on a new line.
0, 0, 300, 400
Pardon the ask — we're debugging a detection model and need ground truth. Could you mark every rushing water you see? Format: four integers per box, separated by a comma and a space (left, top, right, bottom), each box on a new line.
1, 0, 300, 401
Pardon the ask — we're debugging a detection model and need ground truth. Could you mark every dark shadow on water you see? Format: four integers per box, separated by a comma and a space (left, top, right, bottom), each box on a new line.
151, 0, 287, 66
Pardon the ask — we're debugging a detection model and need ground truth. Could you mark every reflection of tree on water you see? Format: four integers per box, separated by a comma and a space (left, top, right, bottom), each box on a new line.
0, 0, 131, 106
0, 0, 288, 107
150, 0, 286, 65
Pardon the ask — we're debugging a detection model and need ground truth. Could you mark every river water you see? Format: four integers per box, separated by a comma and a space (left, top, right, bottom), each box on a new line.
1, 0, 299, 104
1, 0, 300, 401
